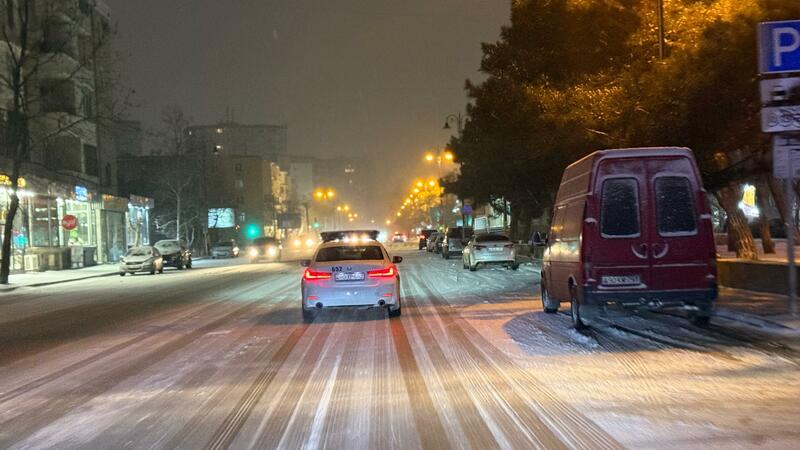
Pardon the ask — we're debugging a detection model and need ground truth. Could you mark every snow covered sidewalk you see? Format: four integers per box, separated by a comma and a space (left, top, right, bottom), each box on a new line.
0, 264, 120, 292
716, 287, 800, 337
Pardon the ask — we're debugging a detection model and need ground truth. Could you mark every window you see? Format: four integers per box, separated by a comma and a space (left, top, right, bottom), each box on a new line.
600, 178, 640, 238
40, 80, 76, 114
234, 178, 244, 189
655, 176, 697, 236
316, 246, 385, 262
84, 144, 99, 176
81, 89, 95, 118
7, 0, 15, 30
235, 163, 242, 172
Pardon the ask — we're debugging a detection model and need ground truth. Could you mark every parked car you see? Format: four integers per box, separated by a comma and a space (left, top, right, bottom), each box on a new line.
442, 226, 474, 259
247, 236, 282, 262
463, 234, 517, 271
418, 229, 435, 250
210, 239, 240, 258
426, 232, 440, 252
540, 147, 717, 329
119, 246, 163, 276
154, 239, 193, 270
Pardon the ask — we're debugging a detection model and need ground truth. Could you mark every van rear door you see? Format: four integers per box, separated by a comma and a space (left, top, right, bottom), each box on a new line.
646, 157, 714, 291
590, 159, 651, 291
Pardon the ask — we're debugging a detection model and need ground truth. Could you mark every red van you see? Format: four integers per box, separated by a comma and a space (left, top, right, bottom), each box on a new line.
540, 147, 717, 328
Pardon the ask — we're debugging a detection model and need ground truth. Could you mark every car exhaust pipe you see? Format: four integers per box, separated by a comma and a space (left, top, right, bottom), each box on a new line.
378, 300, 386, 307
315, 302, 323, 309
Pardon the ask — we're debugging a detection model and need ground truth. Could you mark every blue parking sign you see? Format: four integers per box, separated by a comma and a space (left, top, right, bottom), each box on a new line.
759, 20, 800, 74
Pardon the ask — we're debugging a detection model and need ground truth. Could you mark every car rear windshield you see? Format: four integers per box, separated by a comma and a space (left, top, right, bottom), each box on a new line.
420, 230, 434, 237
601, 178, 640, 238
447, 228, 474, 238
655, 176, 697, 236
476, 234, 509, 243
215, 241, 233, 247
316, 246, 385, 262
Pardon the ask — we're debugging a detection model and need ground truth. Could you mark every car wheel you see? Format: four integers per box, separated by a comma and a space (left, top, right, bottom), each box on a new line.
570, 287, 588, 330
302, 307, 315, 323
388, 291, 402, 318
510, 263, 519, 271
176, 258, 184, 270
119, 272, 125, 277
469, 257, 477, 272
541, 282, 559, 314
150, 268, 156, 275
186, 258, 192, 269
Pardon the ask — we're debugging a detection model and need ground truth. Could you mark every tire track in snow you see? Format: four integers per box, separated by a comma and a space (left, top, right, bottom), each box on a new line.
242, 315, 337, 449
388, 311, 452, 449
0, 287, 269, 449
409, 268, 623, 450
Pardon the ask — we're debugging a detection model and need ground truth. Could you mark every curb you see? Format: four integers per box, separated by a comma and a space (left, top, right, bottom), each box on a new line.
0, 271, 119, 292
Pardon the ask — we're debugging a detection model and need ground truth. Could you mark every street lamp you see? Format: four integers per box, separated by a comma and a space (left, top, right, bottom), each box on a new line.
443, 113, 464, 135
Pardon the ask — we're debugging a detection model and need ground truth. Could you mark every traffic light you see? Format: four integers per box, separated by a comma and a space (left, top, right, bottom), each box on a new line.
245, 224, 260, 238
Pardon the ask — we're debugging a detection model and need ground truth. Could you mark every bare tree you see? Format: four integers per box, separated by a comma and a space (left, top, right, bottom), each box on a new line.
158, 105, 190, 155
0, 0, 129, 284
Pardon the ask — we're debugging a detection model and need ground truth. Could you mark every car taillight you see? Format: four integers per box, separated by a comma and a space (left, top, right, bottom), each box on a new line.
475, 245, 486, 250
368, 265, 397, 278
303, 269, 332, 281
503, 244, 514, 249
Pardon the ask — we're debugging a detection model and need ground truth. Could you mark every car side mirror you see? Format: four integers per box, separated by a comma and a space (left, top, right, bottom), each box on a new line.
392, 256, 403, 264
300, 259, 311, 267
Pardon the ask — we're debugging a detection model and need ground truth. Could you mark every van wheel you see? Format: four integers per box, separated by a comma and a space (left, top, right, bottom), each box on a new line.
689, 313, 711, 327
541, 283, 559, 314
570, 287, 588, 330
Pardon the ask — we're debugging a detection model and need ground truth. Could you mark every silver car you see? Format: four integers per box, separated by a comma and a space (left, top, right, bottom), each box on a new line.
119, 246, 164, 276
301, 230, 403, 322
462, 234, 518, 271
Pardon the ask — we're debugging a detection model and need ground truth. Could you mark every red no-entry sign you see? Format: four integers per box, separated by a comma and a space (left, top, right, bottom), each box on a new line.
61, 215, 78, 230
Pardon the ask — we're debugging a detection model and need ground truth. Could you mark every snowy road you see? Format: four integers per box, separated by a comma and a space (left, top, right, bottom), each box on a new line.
1, 250, 799, 449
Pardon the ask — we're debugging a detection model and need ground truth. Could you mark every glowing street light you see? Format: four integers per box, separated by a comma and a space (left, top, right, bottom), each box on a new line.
424, 153, 435, 162
443, 151, 454, 161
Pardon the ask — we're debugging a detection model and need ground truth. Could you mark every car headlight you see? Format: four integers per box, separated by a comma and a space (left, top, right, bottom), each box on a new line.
249, 248, 259, 257
267, 246, 277, 256
305, 239, 314, 247
293, 239, 302, 248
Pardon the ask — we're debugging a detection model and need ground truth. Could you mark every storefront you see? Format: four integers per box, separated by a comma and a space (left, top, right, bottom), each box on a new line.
127, 195, 153, 248
0, 179, 31, 271
58, 185, 99, 267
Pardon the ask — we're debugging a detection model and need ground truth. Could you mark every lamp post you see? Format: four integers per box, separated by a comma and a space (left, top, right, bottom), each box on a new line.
443, 113, 464, 136
657, 0, 665, 59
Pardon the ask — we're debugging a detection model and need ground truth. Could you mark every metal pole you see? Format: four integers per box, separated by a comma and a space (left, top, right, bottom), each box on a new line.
788, 177, 798, 317
657, 0, 665, 59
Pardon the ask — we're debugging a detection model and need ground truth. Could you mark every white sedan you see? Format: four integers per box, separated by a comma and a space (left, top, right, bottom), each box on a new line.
463, 234, 518, 271
301, 231, 403, 322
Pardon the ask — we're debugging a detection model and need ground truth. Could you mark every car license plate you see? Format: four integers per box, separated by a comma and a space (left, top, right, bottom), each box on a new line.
602, 275, 641, 286
335, 272, 365, 282
488, 247, 503, 252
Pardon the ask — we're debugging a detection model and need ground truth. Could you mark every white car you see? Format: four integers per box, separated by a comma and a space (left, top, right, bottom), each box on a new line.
463, 234, 518, 271
211, 240, 240, 258
119, 246, 164, 276
301, 230, 403, 322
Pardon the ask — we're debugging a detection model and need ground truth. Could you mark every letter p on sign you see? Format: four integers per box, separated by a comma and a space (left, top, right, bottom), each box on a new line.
760, 20, 800, 74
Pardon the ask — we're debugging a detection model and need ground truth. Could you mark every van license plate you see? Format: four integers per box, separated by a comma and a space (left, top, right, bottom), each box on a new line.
602, 275, 641, 286
335, 272, 365, 282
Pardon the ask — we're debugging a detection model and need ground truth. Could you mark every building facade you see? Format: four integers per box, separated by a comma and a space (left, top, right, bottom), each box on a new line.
0, 0, 141, 271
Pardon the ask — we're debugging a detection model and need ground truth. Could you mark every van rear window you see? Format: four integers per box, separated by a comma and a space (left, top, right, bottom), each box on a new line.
655, 176, 696, 236
601, 178, 640, 238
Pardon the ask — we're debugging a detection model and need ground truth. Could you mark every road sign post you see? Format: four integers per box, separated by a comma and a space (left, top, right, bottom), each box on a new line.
761, 20, 800, 316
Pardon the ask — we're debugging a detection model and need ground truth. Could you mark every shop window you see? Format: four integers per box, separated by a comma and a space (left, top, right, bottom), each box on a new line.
31, 197, 59, 247
64, 199, 95, 246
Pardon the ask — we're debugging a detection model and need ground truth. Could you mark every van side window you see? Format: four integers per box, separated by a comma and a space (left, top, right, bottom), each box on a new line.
655, 176, 697, 236
600, 178, 640, 238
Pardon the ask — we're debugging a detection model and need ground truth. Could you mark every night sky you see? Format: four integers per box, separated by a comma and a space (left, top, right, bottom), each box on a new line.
106, 0, 508, 219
